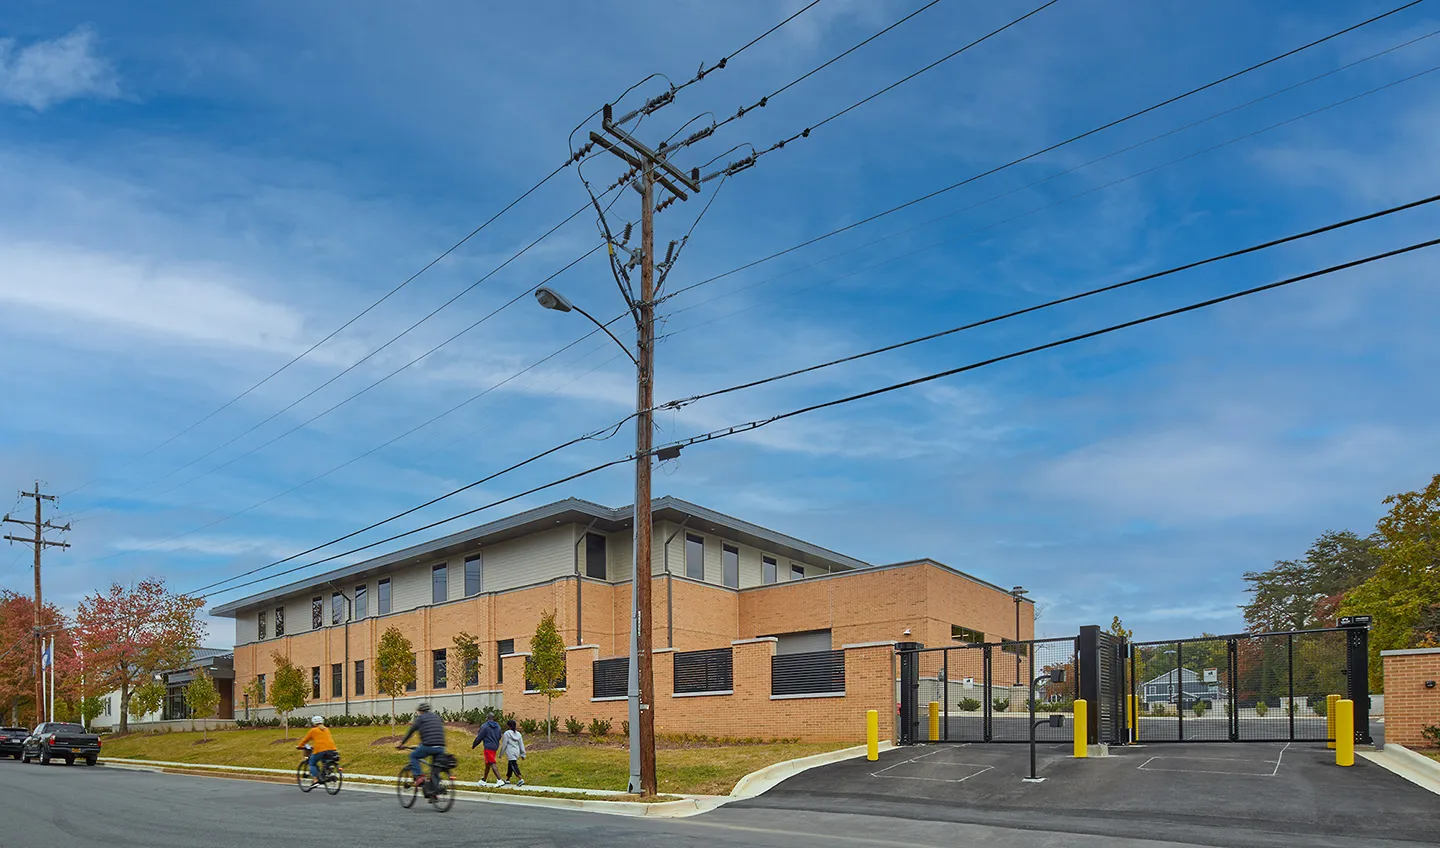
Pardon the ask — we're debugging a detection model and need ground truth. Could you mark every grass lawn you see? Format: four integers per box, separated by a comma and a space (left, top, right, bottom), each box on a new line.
99, 725, 850, 796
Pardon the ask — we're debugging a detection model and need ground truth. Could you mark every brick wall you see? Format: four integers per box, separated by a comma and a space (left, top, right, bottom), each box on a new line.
500, 639, 895, 743
1381, 648, 1440, 748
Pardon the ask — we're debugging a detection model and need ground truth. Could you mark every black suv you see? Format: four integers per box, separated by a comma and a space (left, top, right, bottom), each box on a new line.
0, 727, 28, 760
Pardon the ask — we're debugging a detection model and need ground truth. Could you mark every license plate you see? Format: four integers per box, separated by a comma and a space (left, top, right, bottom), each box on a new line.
72, 748, 83, 753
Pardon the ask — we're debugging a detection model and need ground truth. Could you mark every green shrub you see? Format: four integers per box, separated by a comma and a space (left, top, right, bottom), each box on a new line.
991, 698, 1009, 713
1135, 701, 1149, 716
1310, 697, 1330, 717
588, 717, 612, 738
1193, 701, 1207, 718
622, 719, 630, 736
565, 716, 585, 737
957, 698, 981, 712
1045, 698, 1073, 713
518, 718, 541, 736
546, 717, 560, 735
1421, 725, 1440, 748
1254, 702, 1268, 717
395, 712, 414, 725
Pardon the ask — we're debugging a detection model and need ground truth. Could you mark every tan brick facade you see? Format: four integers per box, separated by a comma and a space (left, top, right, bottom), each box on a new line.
233, 561, 1022, 740
1381, 648, 1440, 748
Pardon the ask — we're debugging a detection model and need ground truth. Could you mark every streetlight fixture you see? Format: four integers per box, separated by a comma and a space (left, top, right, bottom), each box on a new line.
1025, 666, 1065, 782
535, 282, 647, 794
1011, 586, 1028, 685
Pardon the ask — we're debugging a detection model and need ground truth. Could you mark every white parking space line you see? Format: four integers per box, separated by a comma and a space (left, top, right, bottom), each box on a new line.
870, 764, 995, 784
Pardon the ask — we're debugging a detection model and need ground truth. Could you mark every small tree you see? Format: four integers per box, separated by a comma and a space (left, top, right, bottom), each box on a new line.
269, 652, 308, 740
452, 631, 482, 712
78, 696, 106, 729
185, 666, 221, 741
1108, 616, 1134, 641
526, 610, 566, 741
129, 678, 165, 725
376, 627, 416, 736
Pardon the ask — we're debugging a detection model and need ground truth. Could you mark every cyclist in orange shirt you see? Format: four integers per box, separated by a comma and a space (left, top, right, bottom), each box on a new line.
296, 716, 338, 788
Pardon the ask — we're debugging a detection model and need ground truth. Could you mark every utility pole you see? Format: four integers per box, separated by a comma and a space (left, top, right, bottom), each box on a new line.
3, 483, 70, 726
589, 106, 700, 797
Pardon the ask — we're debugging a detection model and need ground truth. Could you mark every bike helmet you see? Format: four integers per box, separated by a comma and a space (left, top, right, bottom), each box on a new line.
310, 715, 324, 726
416, 702, 431, 712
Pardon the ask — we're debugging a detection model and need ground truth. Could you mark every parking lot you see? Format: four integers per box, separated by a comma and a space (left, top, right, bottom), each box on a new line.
733, 740, 1440, 847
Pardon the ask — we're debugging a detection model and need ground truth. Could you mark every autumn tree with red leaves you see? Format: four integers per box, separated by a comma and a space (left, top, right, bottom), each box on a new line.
73, 579, 204, 733
0, 591, 70, 726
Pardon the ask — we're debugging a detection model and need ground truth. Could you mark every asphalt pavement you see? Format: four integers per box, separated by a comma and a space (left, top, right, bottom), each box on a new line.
0, 756, 1359, 848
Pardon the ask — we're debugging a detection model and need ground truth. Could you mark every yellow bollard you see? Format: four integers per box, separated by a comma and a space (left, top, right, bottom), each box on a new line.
1326, 694, 1340, 749
928, 701, 940, 741
1336, 699, 1354, 767
1073, 699, 1088, 758
866, 709, 879, 761
1130, 695, 1140, 741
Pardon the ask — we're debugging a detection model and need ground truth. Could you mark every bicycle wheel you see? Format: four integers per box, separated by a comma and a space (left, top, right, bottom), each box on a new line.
431, 769, 455, 812
324, 764, 343, 795
396, 766, 418, 808
297, 761, 315, 792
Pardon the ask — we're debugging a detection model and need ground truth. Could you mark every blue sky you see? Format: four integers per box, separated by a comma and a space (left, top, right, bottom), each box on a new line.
2, 1, 1438, 643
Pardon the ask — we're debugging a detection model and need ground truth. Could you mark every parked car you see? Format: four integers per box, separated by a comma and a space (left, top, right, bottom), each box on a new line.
0, 727, 29, 760
1167, 692, 1214, 709
22, 722, 101, 766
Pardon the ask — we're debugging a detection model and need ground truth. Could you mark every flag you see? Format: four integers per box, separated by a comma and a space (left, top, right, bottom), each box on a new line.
42, 642, 51, 669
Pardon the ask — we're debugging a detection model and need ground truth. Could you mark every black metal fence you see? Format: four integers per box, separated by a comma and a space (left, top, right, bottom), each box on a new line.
592, 657, 627, 699
772, 650, 845, 697
899, 637, 1077, 744
674, 648, 733, 694
1127, 626, 1367, 743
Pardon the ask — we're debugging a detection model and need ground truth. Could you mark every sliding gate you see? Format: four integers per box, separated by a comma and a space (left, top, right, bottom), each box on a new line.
1126, 622, 1370, 744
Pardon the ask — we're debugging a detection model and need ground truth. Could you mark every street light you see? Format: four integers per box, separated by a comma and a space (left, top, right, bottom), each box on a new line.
1025, 666, 1065, 782
1011, 586, 1028, 685
535, 283, 648, 794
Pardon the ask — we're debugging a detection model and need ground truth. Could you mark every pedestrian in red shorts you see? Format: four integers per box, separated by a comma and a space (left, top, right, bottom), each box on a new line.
471, 714, 504, 785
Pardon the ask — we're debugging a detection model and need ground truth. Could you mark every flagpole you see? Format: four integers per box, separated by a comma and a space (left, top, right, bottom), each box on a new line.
47, 637, 54, 723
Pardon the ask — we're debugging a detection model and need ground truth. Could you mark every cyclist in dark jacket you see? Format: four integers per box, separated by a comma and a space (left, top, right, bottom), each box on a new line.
397, 703, 446, 782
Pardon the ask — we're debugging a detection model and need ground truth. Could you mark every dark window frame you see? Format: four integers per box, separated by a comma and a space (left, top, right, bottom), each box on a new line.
432, 563, 448, 605
354, 660, 365, 696
378, 578, 391, 616
256, 674, 266, 703
952, 624, 985, 644
585, 533, 607, 580
722, 544, 740, 589
464, 555, 482, 597
258, 610, 267, 640
311, 666, 321, 700
763, 557, 778, 585
406, 653, 417, 692
354, 584, 367, 619
791, 564, 805, 581
311, 596, 323, 630
432, 648, 448, 689
685, 534, 705, 580
331, 592, 344, 626
274, 607, 285, 637
496, 639, 514, 685
331, 663, 343, 698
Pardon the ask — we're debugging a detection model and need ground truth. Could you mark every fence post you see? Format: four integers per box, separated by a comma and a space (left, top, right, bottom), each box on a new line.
1128, 694, 1139, 741
866, 709, 879, 761
1326, 694, 1340, 749
897, 642, 921, 745
1077, 626, 1100, 745
1336, 699, 1354, 766
1073, 699, 1088, 758
1342, 617, 1372, 744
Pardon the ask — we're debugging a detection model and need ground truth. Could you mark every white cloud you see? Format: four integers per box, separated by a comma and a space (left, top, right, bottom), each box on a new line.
109, 534, 299, 560
0, 26, 120, 111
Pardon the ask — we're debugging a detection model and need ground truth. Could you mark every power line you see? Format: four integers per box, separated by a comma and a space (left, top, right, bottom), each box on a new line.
200, 233, 1440, 600
661, 52, 1440, 339
658, 192, 1440, 411
666, 0, 1428, 297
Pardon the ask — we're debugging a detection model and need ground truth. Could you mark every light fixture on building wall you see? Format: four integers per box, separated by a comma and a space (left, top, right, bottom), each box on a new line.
902, 628, 912, 637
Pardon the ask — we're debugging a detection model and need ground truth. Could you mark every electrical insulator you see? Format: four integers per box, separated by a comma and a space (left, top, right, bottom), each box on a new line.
603, 103, 612, 123
621, 223, 633, 244
664, 241, 676, 265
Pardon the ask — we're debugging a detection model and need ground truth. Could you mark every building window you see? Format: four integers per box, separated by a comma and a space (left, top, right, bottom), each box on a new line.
464, 655, 479, 687
354, 660, 365, 696
311, 596, 323, 630
585, 533, 607, 580
497, 639, 514, 685
274, 607, 285, 637
432, 564, 447, 605
331, 663, 343, 698
331, 593, 344, 626
952, 624, 984, 644
378, 579, 391, 615
311, 666, 321, 700
258, 610, 267, 640
465, 555, 482, 597
432, 649, 447, 689
763, 557, 778, 585
406, 654, 417, 692
722, 544, 740, 589
999, 638, 1027, 656
791, 564, 805, 581
257, 674, 266, 703
685, 534, 705, 580
354, 584, 367, 619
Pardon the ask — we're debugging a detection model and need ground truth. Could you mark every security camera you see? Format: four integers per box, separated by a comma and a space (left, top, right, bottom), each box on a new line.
902, 628, 911, 637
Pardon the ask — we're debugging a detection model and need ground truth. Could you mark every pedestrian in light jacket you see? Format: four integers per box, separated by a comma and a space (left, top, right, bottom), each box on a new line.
472, 716, 503, 785
499, 720, 526, 786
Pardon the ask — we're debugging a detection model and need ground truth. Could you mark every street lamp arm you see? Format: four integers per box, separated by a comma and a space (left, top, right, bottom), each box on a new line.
572, 304, 639, 365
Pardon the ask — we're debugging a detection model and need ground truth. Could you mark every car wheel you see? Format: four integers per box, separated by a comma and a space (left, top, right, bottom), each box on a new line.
65, 757, 74, 766
21, 754, 30, 764
39, 748, 51, 765
86, 757, 97, 766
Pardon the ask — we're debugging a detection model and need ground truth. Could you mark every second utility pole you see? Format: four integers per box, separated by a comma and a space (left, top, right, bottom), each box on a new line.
3, 483, 69, 725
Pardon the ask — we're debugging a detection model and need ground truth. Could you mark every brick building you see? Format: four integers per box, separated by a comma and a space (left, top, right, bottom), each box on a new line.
211, 497, 1033, 739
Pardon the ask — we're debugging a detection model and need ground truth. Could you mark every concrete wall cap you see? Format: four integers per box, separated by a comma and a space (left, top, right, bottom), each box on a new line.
1381, 647, 1440, 657
733, 637, 779, 645
842, 641, 898, 649
565, 644, 601, 651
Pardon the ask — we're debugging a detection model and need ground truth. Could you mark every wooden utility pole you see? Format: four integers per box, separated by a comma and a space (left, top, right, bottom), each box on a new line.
3, 483, 69, 725
589, 107, 699, 797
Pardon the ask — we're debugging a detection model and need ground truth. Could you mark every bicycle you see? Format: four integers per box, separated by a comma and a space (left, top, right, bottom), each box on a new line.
396, 747, 456, 812
295, 744, 343, 795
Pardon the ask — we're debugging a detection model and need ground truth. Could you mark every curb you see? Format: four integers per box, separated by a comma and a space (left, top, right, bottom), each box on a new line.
730, 742, 895, 799
1359, 744, 1440, 797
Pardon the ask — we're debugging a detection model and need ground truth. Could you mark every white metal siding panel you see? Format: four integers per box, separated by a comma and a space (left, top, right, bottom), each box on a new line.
235, 613, 258, 646
483, 525, 573, 592
775, 629, 834, 654
389, 562, 429, 613
284, 596, 308, 635
611, 532, 634, 582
